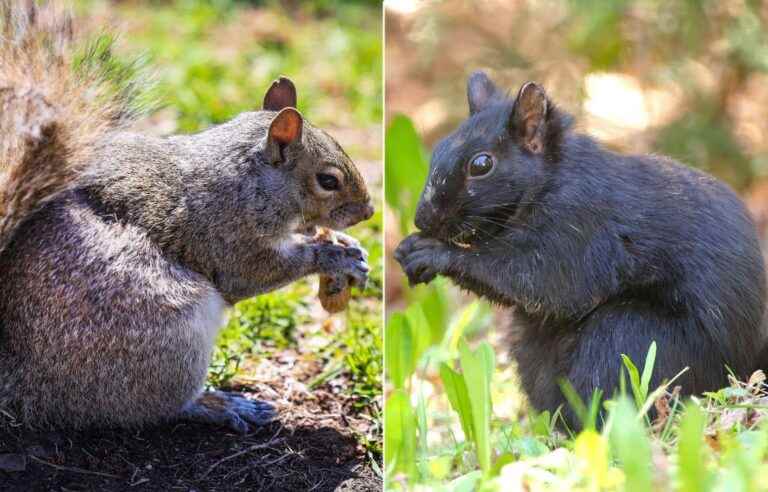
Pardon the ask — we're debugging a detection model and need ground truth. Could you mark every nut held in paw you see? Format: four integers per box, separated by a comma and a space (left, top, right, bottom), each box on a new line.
319, 274, 351, 313
315, 227, 361, 313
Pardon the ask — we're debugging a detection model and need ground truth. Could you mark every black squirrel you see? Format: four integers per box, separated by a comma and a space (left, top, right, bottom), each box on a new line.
394, 70, 767, 427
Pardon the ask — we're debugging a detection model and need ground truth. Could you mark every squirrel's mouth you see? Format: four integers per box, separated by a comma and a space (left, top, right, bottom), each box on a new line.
297, 224, 318, 236
447, 205, 515, 248
449, 229, 475, 249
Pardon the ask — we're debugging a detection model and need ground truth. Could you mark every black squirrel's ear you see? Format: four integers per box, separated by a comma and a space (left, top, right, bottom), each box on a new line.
267, 108, 303, 164
467, 70, 499, 115
263, 76, 297, 111
511, 82, 548, 154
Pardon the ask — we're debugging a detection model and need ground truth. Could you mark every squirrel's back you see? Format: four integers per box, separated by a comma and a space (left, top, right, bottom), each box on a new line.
553, 135, 766, 369
0, 0, 148, 256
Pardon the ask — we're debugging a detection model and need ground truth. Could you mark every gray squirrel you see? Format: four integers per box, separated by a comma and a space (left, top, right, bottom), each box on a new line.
395, 71, 767, 428
0, 1, 373, 432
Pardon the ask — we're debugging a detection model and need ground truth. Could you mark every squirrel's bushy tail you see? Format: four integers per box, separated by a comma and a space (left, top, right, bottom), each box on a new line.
0, 0, 151, 254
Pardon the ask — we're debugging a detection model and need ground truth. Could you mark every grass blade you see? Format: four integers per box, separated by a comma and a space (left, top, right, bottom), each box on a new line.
458, 339, 495, 476
439, 362, 475, 442
385, 313, 413, 390
385, 389, 418, 478
609, 397, 653, 492
677, 403, 710, 492
640, 341, 657, 404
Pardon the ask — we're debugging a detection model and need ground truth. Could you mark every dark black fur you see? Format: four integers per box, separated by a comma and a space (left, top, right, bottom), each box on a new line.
394, 71, 768, 428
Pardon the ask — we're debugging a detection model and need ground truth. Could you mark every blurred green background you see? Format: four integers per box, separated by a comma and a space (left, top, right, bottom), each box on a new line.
77, 0, 382, 132
384, 0, 768, 489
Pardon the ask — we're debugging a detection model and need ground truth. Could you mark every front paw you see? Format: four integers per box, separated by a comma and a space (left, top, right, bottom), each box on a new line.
326, 230, 369, 260
315, 241, 370, 287
394, 233, 452, 286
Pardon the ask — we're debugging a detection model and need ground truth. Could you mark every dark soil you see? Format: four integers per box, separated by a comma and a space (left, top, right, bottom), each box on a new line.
0, 348, 381, 492
0, 423, 377, 491
0, 399, 379, 492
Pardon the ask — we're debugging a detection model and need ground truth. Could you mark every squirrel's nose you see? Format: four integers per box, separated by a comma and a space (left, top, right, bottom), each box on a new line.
362, 202, 374, 221
414, 201, 437, 234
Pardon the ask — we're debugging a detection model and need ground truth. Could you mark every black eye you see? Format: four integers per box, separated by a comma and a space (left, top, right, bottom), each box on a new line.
468, 153, 494, 178
316, 173, 340, 191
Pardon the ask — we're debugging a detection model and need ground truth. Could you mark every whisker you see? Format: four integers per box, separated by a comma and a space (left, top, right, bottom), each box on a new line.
458, 221, 521, 250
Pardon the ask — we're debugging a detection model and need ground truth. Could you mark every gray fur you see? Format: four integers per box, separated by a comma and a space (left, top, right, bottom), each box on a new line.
0, 107, 372, 430
0, 2, 372, 430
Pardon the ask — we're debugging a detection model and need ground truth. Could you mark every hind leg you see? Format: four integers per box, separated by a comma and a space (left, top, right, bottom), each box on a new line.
514, 305, 730, 430
179, 391, 277, 434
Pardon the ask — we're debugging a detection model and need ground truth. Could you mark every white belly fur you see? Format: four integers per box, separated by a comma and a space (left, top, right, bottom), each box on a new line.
187, 289, 227, 348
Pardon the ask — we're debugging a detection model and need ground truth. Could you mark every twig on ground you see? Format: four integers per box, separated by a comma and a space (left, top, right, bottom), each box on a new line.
28, 455, 121, 479
199, 427, 284, 479
224, 453, 292, 480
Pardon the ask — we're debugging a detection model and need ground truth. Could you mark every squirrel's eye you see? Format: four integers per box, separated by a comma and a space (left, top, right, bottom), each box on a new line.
468, 153, 494, 178
316, 173, 340, 191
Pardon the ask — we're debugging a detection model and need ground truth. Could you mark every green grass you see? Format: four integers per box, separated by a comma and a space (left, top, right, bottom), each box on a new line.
87, 0, 381, 132
384, 114, 768, 491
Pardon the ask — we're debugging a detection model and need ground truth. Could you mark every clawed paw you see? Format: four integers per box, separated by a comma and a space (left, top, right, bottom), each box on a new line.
181, 391, 277, 434
316, 241, 370, 288
328, 230, 369, 260
394, 233, 451, 286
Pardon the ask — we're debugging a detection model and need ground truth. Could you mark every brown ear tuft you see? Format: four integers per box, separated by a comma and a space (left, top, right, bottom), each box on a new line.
263, 76, 297, 111
467, 70, 499, 115
512, 82, 548, 154
268, 107, 303, 145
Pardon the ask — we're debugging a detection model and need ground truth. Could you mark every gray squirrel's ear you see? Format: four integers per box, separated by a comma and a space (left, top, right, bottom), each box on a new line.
511, 81, 548, 154
266, 108, 303, 164
263, 76, 297, 111
467, 70, 499, 115
268, 107, 303, 146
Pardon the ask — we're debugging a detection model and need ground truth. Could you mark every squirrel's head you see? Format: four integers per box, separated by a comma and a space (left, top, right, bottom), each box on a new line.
258, 77, 373, 233
414, 71, 572, 249
191, 77, 373, 239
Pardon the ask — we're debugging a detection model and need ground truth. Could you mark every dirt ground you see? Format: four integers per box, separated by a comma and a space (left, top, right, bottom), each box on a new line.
0, 423, 376, 491
0, 355, 380, 492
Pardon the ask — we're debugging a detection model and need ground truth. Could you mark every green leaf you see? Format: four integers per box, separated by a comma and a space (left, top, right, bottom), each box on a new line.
384, 389, 418, 478
385, 313, 413, 389
531, 410, 552, 438
417, 280, 450, 344
609, 397, 653, 492
677, 403, 710, 492
621, 353, 643, 407
439, 363, 475, 442
559, 379, 593, 430
713, 429, 768, 492
458, 339, 495, 476
385, 115, 429, 234
404, 303, 432, 366
640, 341, 657, 402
